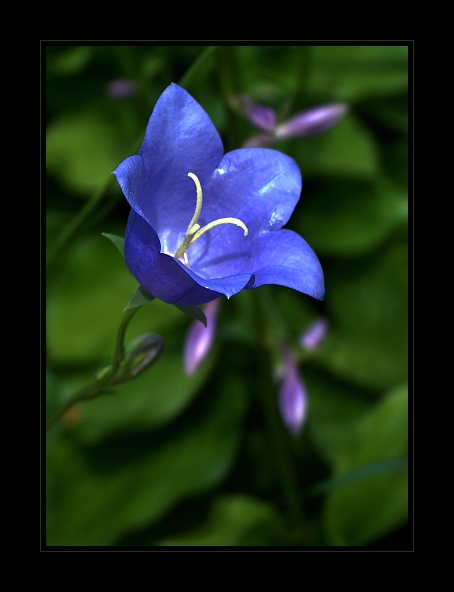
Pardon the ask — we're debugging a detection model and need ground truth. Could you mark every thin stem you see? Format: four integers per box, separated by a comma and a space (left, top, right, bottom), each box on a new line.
251, 289, 304, 532
46, 173, 118, 269
46, 306, 141, 431
178, 46, 218, 89
215, 45, 243, 151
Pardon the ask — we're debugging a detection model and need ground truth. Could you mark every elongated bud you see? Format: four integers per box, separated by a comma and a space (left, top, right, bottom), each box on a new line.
184, 298, 221, 375
299, 318, 328, 351
278, 344, 308, 436
96, 333, 164, 386
230, 95, 277, 131
274, 103, 348, 139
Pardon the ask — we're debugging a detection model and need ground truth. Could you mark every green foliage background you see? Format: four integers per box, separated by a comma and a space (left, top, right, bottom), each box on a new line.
46, 44, 409, 547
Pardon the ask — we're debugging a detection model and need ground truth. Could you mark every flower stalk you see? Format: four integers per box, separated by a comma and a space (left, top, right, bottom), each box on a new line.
46, 306, 143, 431
252, 289, 304, 533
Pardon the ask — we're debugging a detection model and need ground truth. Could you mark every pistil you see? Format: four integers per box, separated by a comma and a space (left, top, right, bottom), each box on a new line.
174, 173, 248, 260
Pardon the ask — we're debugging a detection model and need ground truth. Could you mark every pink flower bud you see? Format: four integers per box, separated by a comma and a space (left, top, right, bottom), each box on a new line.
274, 103, 348, 139
233, 95, 277, 131
184, 298, 221, 375
278, 344, 308, 436
106, 78, 138, 99
299, 318, 328, 351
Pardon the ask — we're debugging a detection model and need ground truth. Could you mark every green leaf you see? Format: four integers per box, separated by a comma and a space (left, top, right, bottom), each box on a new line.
304, 369, 374, 468
47, 235, 137, 364
102, 233, 125, 257
324, 383, 408, 546
288, 112, 380, 179
174, 304, 207, 327
309, 46, 408, 101
319, 241, 408, 390
305, 459, 408, 499
157, 495, 285, 546
46, 375, 247, 546
124, 286, 155, 311
47, 234, 181, 364
46, 108, 125, 195
297, 178, 408, 257
47, 46, 93, 76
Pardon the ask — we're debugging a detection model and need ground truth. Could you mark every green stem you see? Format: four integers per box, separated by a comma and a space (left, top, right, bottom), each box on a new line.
252, 289, 304, 533
46, 306, 141, 431
215, 45, 242, 151
178, 46, 218, 89
46, 173, 117, 269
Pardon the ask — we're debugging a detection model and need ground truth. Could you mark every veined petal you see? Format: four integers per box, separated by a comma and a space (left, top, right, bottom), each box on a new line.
185, 147, 302, 270
114, 84, 224, 241
205, 148, 301, 237
249, 230, 324, 300
113, 154, 149, 220
191, 229, 323, 300
125, 211, 253, 305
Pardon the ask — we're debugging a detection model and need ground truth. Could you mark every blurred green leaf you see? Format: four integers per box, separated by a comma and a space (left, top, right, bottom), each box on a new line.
46, 108, 125, 195
47, 234, 182, 364
320, 241, 408, 390
48, 234, 137, 363
309, 46, 408, 101
157, 495, 284, 546
47, 46, 93, 76
46, 375, 247, 546
324, 383, 408, 545
298, 178, 408, 257
305, 369, 373, 468
289, 112, 380, 179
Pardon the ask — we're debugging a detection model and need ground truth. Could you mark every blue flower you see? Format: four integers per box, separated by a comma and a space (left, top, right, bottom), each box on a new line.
113, 83, 324, 306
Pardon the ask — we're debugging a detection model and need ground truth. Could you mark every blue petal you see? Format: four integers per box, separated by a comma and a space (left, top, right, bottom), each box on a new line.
249, 230, 325, 300
125, 211, 254, 305
191, 228, 324, 300
114, 84, 224, 251
205, 147, 301, 238
185, 147, 302, 271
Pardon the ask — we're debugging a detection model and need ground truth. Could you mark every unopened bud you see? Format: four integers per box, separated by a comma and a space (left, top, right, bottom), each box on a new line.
231, 95, 277, 131
96, 333, 164, 386
106, 78, 138, 99
299, 318, 328, 351
278, 344, 308, 436
274, 103, 348, 139
184, 298, 221, 375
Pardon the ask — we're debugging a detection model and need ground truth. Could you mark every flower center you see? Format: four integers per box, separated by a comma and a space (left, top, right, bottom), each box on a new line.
174, 173, 248, 260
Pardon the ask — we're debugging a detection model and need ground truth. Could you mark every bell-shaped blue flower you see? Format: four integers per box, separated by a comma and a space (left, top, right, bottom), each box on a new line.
113, 83, 324, 306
